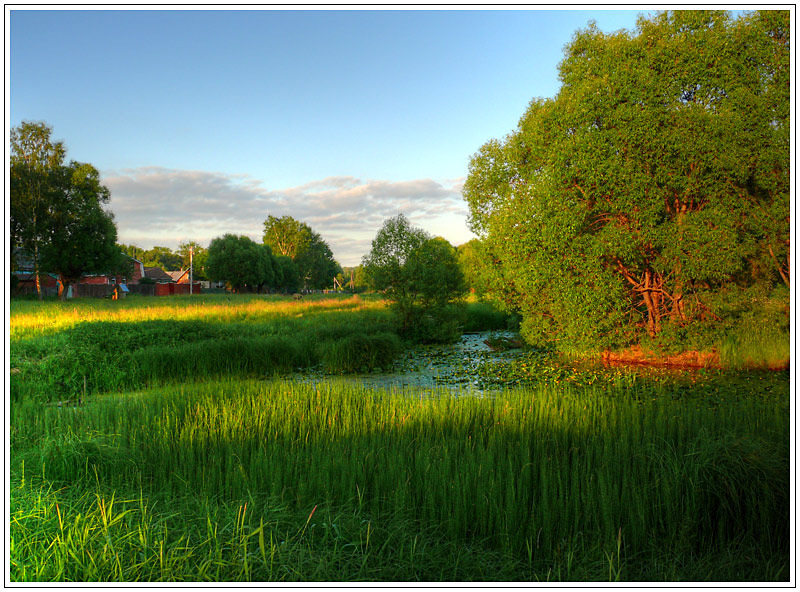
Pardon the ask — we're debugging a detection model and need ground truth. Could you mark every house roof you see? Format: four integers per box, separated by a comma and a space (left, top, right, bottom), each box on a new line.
144, 267, 174, 282
12, 248, 34, 272
167, 270, 189, 282
12, 271, 59, 280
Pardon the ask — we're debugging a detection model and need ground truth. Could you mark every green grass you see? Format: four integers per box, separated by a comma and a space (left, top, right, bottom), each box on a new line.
10, 378, 789, 582
10, 295, 400, 402
8, 294, 791, 582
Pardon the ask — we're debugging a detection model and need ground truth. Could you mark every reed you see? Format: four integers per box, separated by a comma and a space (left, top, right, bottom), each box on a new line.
10, 378, 789, 582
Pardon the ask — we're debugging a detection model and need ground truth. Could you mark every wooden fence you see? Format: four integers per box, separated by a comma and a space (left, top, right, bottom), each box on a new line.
127, 283, 203, 297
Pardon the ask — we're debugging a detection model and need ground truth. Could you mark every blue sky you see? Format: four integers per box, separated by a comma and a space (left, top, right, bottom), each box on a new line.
10, 8, 650, 266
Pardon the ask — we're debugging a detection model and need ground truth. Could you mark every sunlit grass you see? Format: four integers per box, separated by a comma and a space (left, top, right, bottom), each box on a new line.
10, 293, 379, 340
10, 378, 790, 582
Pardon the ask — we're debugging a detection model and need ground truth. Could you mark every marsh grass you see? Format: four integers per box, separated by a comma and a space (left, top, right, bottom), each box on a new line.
9, 295, 791, 582
10, 379, 789, 582
10, 295, 401, 402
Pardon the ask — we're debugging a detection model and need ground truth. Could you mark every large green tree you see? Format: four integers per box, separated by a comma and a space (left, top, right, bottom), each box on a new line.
206, 234, 274, 293
143, 246, 182, 271
39, 162, 120, 300
361, 214, 430, 297
10, 121, 67, 299
463, 10, 789, 353
262, 215, 341, 289
262, 215, 311, 258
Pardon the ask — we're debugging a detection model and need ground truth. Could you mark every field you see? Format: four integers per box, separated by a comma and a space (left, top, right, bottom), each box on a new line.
8, 294, 791, 582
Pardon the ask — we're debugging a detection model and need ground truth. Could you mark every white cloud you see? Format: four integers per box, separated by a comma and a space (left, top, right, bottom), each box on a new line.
103, 167, 475, 266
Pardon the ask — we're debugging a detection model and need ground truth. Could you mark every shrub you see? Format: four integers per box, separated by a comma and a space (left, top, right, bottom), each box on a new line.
319, 332, 401, 373
397, 305, 462, 345
460, 301, 512, 332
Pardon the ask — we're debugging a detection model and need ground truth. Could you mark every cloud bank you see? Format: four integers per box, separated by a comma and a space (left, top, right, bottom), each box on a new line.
103, 167, 474, 266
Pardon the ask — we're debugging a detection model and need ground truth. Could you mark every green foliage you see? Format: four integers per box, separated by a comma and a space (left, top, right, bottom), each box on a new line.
118, 243, 146, 262
9, 295, 791, 581
38, 162, 118, 299
396, 305, 463, 345
11, 122, 119, 301
463, 10, 790, 356
460, 300, 517, 332
456, 239, 495, 298
318, 332, 401, 373
263, 215, 341, 290
361, 214, 429, 293
9, 296, 403, 402
10, 377, 790, 582
272, 255, 301, 293
715, 285, 790, 369
141, 246, 182, 270
206, 234, 274, 292
10, 122, 67, 274
363, 216, 466, 343
403, 237, 465, 308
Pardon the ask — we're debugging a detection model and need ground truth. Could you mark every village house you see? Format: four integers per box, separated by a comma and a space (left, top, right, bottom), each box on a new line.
167, 269, 191, 284
11, 247, 203, 298
143, 266, 174, 283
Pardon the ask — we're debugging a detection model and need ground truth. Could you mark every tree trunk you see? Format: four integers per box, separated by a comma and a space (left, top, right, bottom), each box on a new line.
58, 276, 72, 301
768, 243, 790, 288
33, 239, 42, 301
641, 270, 661, 337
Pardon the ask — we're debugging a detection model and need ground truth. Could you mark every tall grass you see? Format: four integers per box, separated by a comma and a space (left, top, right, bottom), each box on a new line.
10, 379, 789, 582
10, 295, 400, 402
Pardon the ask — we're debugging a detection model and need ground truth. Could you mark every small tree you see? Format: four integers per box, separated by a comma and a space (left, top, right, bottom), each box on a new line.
363, 215, 465, 342
362, 214, 429, 297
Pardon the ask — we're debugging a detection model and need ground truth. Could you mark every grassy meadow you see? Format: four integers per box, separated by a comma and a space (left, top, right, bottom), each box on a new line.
8, 294, 791, 582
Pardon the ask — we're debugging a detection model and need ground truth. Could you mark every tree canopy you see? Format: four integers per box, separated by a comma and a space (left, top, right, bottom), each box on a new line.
363, 215, 465, 342
39, 161, 120, 299
11, 122, 120, 300
10, 122, 67, 298
206, 234, 275, 293
262, 215, 341, 289
361, 214, 430, 296
463, 10, 789, 353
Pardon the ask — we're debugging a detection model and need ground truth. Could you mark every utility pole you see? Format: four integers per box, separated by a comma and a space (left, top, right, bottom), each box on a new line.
190, 246, 193, 295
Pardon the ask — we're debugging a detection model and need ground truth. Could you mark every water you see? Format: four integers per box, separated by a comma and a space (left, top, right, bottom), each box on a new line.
295, 330, 527, 395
